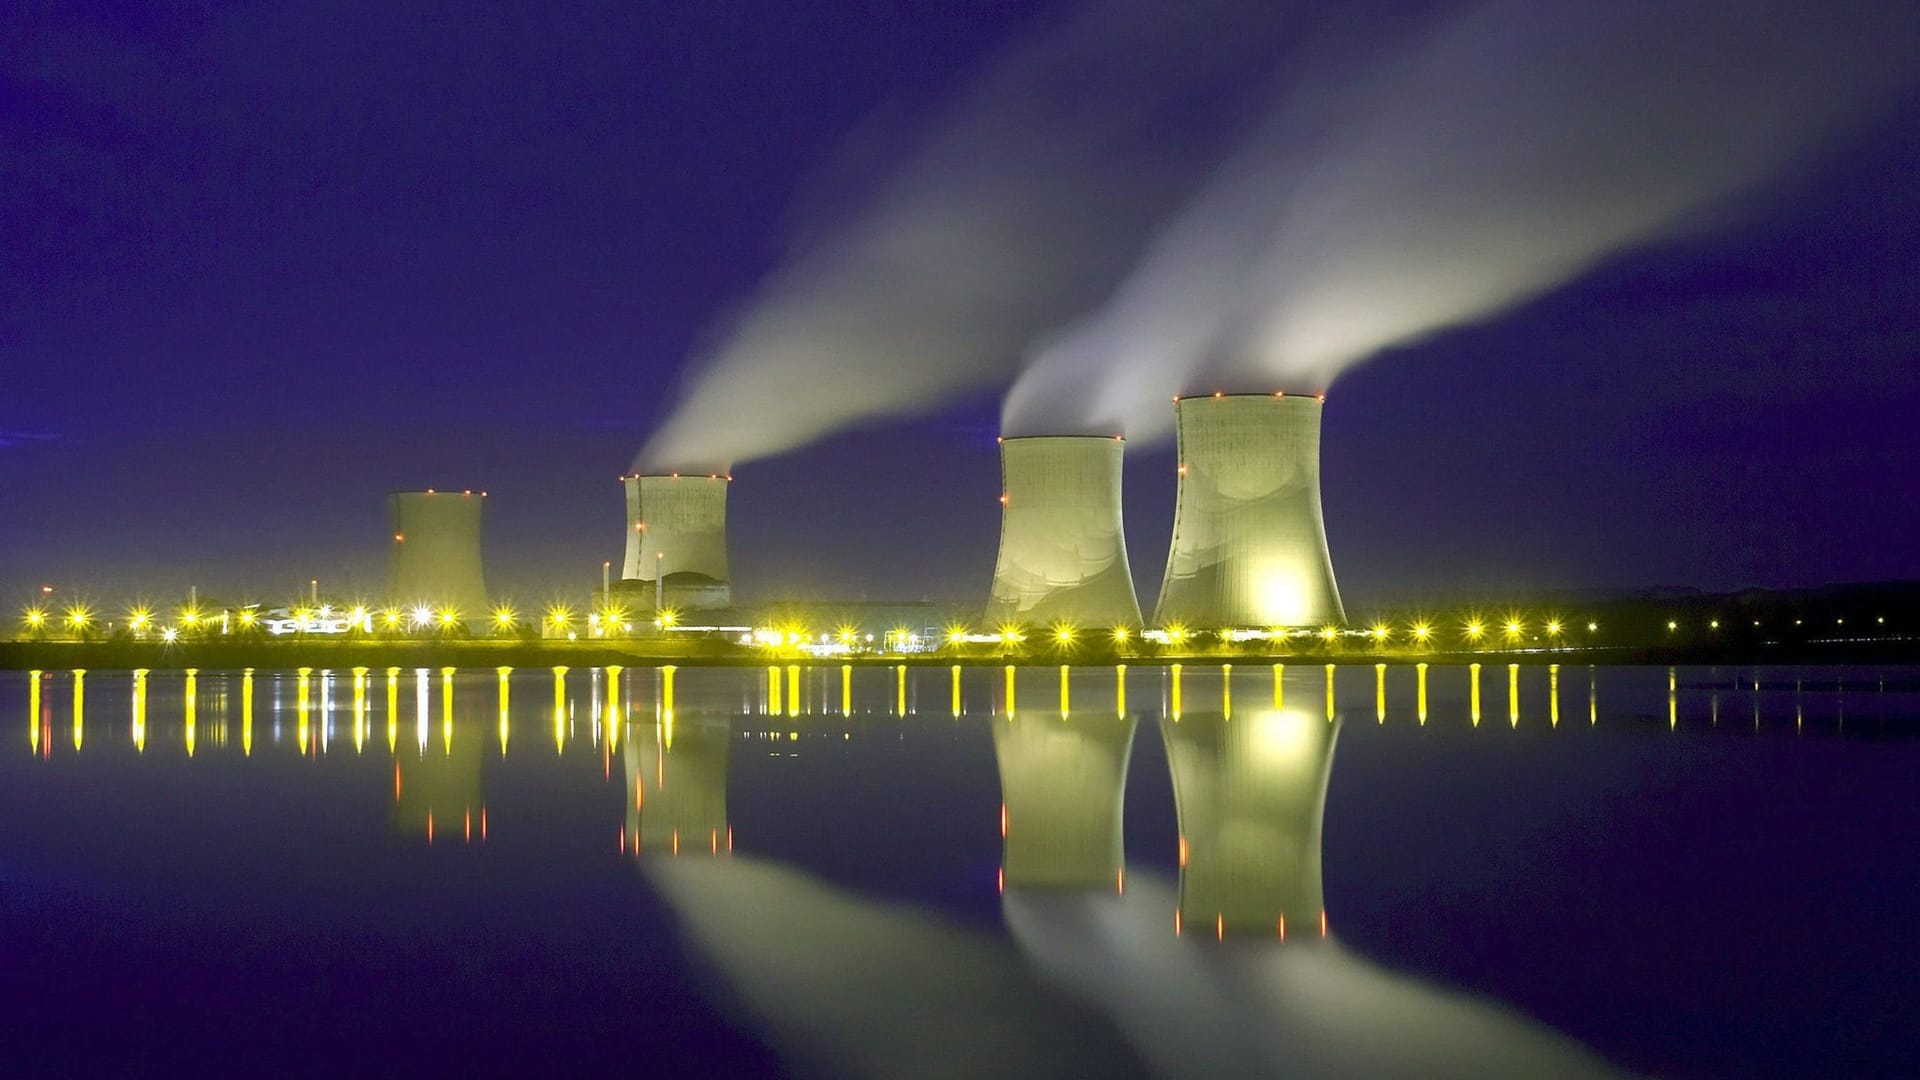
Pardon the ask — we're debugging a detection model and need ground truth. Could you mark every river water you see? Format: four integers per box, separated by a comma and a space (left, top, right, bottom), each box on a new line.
2, 663, 1915, 1077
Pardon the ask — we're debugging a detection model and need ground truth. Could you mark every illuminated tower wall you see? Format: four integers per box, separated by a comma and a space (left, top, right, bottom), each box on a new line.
1154, 394, 1343, 629
387, 491, 489, 622
621, 473, 732, 611
1162, 707, 1338, 933
985, 436, 1142, 629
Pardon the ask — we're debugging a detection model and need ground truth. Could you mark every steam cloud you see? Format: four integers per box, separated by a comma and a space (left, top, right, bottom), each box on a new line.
638, 1, 1309, 471
1002, 0, 1920, 440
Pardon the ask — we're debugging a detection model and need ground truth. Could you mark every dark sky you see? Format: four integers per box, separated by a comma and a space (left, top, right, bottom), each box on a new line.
3, 1, 1917, 614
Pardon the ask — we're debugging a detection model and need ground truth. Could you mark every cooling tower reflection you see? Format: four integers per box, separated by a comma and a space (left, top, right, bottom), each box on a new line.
1163, 706, 1334, 936
992, 694, 1135, 892
621, 696, 729, 859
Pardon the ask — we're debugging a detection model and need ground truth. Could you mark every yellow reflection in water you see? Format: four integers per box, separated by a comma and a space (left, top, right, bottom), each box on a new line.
131, 669, 148, 752
1324, 664, 1335, 722
1669, 667, 1678, 731
1005, 665, 1016, 715
849, 665, 858, 719
1375, 663, 1386, 724
789, 665, 801, 719
353, 667, 368, 753
1116, 665, 1127, 717
29, 671, 41, 754
385, 668, 398, 754
1416, 663, 1428, 725
767, 666, 781, 715
1590, 667, 1598, 726
894, 664, 905, 718
553, 666, 568, 754
662, 665, 676, 749
1508, 664, 1520, 728
1059, 665, 1070, 719
1272, 663, 1284, 710
183, 669, 198, 757
441, 667, 455, 754
297, 668, 312, 755
1549, 664, 1560, 728
1170, 664, 1182, 721
1222, 663, 1232, 721
71, 669, 86, 752
948, 665, 959, 718
497, 667, 512, 756
1470, 663, 1482, 726
243, 669, 254, 756
415, 668, 430, 754
607, 666, 623, 749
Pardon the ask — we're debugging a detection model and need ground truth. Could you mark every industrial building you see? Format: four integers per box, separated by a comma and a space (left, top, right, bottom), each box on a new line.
985, 435, 1142, 630
387, 490, 490, 625
1155, 394, 1344, 630
622, 473, 732, 612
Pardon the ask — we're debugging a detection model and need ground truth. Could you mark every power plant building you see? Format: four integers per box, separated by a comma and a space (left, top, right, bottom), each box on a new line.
387, 490, 489, 623
622, 474, 732, 612
985, 436, 1142, 629
1155, 394, 1344, 630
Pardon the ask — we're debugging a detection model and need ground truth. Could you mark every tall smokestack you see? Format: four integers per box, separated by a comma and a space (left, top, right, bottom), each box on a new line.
621, 473, 732, 612
387, 490, 489, 624
1154, 394, 1342, 630
985, 436, 1142, 630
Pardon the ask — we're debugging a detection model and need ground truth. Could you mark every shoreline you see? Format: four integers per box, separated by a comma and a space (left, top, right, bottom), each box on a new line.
2, 639, 1914, 672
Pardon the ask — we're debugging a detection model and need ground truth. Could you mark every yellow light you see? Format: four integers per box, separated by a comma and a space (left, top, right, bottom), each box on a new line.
998, 623, 1025, 645
127, 607, 153, 631
1667, 620, 1678, 631
1504, 619, 1523, 638
23, 608, 46, 628
238, 609, 258, 627
1166, 623, 1187, 644
1587, 621, 1599, 632
946, 626, 967, 646
1369, 624, 1389, 642
493, 606, 517, 629
1112, 626, 1129, 644
1464, 619, 1486, 641
658, 608, 678, 629
1545, 619, 1563, 636
1319, 626, 1338, 642
349, 605, 369, 627
1053, 624, 1076, 646
180, 608, 200, 627
381, 608, 400, 627
65, 605, 91, 629
438, 609, 459, 626
1411, 622, 1431, 642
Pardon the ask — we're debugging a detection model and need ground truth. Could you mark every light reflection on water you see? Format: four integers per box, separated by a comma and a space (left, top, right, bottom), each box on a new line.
5, 664, 1920, 1077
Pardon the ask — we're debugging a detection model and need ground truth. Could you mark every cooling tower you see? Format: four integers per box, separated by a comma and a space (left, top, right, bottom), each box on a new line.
985, 436, 1142, 629
1154, 394, 1343, 630
621, 473, 732, 611
387, 490, 489, 622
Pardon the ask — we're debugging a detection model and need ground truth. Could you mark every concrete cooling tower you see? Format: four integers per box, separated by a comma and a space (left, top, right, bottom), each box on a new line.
622, 474, 732, 611
985, 436, 1142, 629
1154, 394, 1343, 630
388, 490, 489, 622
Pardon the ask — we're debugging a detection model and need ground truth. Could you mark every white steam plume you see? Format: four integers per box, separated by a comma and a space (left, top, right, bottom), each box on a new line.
1003, 0, 1920, 441
640, 1, 1305, 472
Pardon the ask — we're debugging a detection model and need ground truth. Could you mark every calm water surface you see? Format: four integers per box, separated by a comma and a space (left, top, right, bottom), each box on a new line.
2, 663, 1916, 1078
